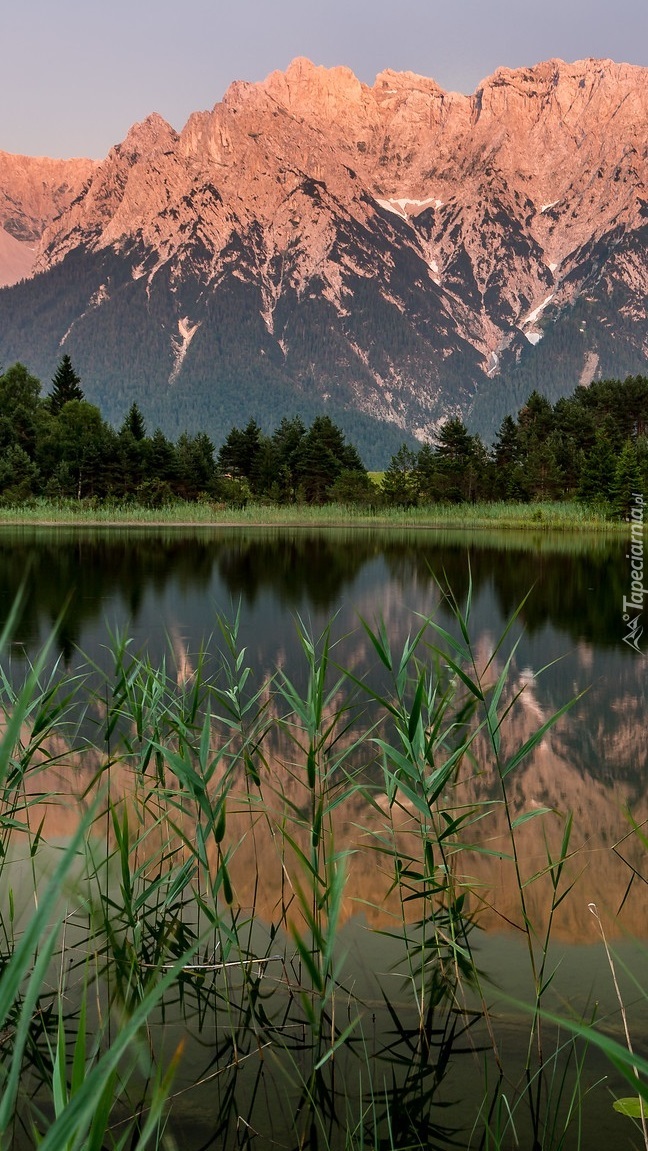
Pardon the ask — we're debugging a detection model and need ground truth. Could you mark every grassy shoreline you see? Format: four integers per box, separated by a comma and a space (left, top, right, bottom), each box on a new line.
0, 497, 637, 531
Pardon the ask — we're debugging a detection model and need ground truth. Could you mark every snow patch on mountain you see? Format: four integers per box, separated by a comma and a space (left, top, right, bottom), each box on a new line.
375, 198, 408, 221
1, 56, 647, 444
169, 316, 201, 385
486, 351, 499, 377
59, 283, 110, 348
427, 257, 441, 284
375, 195, 444, 221
521, 294, 554, 326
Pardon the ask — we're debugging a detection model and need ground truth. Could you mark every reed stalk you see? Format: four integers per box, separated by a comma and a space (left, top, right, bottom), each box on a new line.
0, 591, 642, 1148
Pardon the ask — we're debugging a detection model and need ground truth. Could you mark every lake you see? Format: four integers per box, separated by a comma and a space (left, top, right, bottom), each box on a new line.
2, 525, 646, 1149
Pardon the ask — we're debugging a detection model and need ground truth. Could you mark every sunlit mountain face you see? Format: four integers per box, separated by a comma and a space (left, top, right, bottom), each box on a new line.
0, 58, 646, 460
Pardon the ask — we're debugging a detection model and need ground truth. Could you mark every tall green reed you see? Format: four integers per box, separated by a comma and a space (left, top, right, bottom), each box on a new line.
0, 584, 638, 1150
0, 615, 199, 1149
342, 574, 596, 1151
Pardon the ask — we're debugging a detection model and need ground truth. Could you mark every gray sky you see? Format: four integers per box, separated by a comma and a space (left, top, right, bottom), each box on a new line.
4, 0, 647, 158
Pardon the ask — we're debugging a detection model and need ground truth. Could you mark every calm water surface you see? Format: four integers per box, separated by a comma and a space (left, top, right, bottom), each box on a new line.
3, 526, 646, 936
3, 525, 643, 791
2, 526, 646, 1148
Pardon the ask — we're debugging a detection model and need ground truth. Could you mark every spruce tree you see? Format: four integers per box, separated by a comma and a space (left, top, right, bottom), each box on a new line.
415, 443, 438, 502
121, 402, 147, 442
270, 417, 306, 502
381, 445, 419, 507
613, 441, 643, 518
50, 356, 84, 414
577, 427, 617, 503
492, 415, 521, 499
523, 435, 563, 501
217, 420, 262, 481
436, 418, 483, 502
294, 416, 365, 504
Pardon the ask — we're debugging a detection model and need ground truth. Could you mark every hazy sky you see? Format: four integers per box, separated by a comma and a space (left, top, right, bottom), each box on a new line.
4, 0, 647, 158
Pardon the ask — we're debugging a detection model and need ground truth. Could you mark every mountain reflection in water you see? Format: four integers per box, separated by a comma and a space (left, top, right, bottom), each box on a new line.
1, 526, 645, 948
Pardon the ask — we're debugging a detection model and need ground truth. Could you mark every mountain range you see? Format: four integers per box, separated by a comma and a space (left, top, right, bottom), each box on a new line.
0, 56, 646, 463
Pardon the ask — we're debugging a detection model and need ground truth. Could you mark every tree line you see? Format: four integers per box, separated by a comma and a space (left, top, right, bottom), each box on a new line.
382, 377, 648, 516
0, 357, 645, 513
0, 358, 372, 506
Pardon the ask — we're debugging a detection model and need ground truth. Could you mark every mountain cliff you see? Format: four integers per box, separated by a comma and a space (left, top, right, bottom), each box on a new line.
0, 58, 646, 459
0, 152, 97, 286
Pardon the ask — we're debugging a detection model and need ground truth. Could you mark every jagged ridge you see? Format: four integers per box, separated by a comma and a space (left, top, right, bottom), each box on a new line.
0, 57, 646, 457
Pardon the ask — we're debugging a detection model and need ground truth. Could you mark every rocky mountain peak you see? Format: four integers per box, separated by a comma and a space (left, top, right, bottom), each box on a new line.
113, 112, 179, 162
0, 151, 97, 285
260, 56, 365, 114
0, 57, 645, 450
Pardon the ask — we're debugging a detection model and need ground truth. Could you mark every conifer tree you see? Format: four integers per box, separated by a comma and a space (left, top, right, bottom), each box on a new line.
415, 443, 438, 502
577, 426, 617, 503
148, 428, 177, 483
517, 391, 554, 448
50, 355, 84, 414
492, 415, 522, 499
121, 402, 147, 442
381, 445, 419, 506
294, 416, 365, 503
613, 440, 643, 518
271, 416, 306, 501
435, 417, 484, 502
523, 435, 563, 501
217, 420, 262, 481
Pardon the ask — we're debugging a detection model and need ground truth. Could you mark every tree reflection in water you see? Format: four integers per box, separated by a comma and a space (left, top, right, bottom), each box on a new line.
0, 527, 644, 1148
